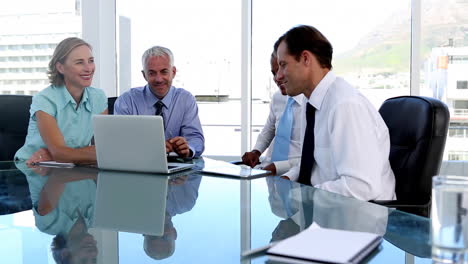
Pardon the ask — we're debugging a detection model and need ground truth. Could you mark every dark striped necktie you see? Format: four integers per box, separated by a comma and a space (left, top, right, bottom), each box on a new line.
298, 103, 316, 186
154, 100, 165, 127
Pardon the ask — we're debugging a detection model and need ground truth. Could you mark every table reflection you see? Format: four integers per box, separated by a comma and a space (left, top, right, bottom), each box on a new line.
266, 176, 388, 236
143, 173, 202, 260
265, 175, 432, 260
0, 160, 434, 263
17, 162, 98, 264
16, 161, 204, 263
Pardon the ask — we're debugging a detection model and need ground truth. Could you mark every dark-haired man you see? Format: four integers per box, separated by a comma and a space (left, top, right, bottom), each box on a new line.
242, 52, 306, 175
275, 25, 395, 201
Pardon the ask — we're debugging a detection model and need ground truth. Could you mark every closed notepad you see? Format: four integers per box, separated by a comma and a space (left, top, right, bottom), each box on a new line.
267, 223, 382, 264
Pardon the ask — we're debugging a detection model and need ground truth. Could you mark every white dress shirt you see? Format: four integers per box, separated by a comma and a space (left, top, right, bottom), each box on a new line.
286, 71, 396, 201
253, 91, 306, 175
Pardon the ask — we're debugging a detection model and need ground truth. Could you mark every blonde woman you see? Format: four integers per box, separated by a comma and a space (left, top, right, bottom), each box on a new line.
15, 37, 107, 164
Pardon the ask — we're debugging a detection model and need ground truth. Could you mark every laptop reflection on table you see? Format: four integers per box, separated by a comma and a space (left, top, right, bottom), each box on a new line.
92, 170, 169, 236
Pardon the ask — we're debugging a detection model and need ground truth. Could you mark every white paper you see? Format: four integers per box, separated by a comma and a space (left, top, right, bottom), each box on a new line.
34, 161, 75, 168
267, 223, 381, 264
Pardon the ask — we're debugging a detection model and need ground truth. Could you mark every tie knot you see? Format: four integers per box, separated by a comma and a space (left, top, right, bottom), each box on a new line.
154, 101, 165, 116
155, 100, 164, 108
306, 103, 315, 115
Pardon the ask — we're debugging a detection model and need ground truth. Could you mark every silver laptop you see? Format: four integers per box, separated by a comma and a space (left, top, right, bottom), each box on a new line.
92, 170, 168, 235
93, 115, 195, 173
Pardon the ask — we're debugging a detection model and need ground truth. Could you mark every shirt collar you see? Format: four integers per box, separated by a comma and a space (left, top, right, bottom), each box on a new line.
55, 85, 91, 112
308, 71, 336, 111
144, 85, 175, 108
82, 88, 91, 112
291, 93, 307, 106
55, 85, 73, 110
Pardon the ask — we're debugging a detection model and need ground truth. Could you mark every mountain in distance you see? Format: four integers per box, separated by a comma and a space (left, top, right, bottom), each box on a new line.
334, 0, 468, 75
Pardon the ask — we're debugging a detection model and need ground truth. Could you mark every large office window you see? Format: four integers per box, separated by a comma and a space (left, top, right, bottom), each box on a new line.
112, 0, 468, 160
0, 0, 82, 95
116, 0, 242, 156
421, 0, 468, 160
4, 0, 465, 160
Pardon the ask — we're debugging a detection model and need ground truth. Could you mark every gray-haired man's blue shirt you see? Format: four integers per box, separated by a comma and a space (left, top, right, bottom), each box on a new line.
114, 85, 205, 157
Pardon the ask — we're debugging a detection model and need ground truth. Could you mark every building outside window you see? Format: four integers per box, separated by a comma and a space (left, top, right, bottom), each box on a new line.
422, 0, 468, 160
0, 0, 82, 96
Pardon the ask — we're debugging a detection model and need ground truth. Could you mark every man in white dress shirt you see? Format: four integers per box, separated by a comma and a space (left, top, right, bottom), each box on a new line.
275, 25, 396, 201
242, 53, 306, 175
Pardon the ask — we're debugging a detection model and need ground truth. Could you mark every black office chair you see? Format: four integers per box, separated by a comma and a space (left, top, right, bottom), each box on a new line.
0, 95, 32, 161
108, 96, 118, 115
372, 96, 450, 217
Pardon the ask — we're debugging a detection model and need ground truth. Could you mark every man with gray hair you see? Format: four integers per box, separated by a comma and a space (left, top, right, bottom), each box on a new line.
114, 46, 204, 158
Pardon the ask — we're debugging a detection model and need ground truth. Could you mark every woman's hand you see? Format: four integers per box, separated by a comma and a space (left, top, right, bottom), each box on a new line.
26, 148, 52, 164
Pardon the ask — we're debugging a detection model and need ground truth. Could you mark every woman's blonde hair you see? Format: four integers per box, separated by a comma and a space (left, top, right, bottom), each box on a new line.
48, 37, 92, 87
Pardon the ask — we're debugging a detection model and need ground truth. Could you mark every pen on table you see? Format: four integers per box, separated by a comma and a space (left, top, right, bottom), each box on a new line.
240, 242, 275, 258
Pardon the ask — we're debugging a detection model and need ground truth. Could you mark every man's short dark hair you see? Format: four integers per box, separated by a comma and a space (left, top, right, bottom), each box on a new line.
275, 25, 333, 69
273, 35, 284, 55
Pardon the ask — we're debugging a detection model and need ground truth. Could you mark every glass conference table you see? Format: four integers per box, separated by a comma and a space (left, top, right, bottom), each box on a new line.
0, 158, 432, 264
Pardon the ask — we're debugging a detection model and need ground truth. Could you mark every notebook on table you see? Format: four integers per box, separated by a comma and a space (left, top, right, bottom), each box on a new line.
93, 115, 195, 174
266, 223, 382, 264
92, 170, 169, 236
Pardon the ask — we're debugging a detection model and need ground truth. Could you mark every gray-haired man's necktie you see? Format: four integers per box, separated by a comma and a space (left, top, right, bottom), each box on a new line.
154, 100, 165, 128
